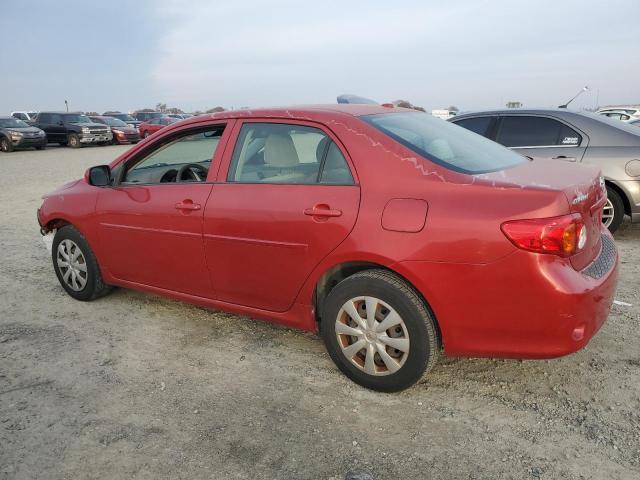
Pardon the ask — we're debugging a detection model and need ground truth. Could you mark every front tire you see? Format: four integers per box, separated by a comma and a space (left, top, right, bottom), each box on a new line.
321, 269, 439, 392
1, 137, 14, 152
603, 186, 624, 234
52, 225, 112, 301
68, 133, 81, 148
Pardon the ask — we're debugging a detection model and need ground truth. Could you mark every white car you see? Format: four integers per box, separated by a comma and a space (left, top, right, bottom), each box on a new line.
11, 111, 38, 121
597, 106, 640, 121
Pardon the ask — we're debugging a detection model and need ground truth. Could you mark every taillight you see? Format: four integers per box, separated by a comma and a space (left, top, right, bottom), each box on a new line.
501, 214, 586, 257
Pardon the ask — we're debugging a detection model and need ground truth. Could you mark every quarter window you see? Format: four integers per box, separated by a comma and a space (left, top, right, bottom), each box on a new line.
496, 116, 582, 147
228, 123, 353, 185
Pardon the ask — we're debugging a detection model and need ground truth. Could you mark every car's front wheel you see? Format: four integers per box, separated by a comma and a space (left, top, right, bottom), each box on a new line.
321, 269, 439, 392
0, 137, 14, 152
52, 225, 112, 301
68, 133, 81, 148
603, 186, 624, 234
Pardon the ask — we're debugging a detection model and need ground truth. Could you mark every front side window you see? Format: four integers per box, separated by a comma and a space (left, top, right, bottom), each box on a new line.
228, 122, 353, 184
122, 128, 223, 184
453, 116, 494, 138
496, 116, 582, 147
49, 114, 61, 124
364, 112, 525, 174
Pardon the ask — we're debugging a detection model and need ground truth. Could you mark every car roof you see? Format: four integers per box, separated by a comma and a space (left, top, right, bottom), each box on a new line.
180, 104, 401, 126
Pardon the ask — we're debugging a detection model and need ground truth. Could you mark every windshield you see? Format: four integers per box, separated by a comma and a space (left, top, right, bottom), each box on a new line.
0, 118, 30, 128
102, 117, 127, 127
363, 112, 526, 174
63, 114, 92, 124
582, 111, 640, 135
110, 113, 136, 122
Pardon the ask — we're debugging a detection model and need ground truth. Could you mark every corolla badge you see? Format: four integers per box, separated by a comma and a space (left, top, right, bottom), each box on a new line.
572, 193, 588, 205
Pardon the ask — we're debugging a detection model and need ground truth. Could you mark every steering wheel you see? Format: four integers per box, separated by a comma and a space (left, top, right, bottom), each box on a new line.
177, 163, 208, 182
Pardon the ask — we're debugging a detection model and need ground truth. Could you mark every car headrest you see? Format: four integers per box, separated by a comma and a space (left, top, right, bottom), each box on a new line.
265, 133, 299, 167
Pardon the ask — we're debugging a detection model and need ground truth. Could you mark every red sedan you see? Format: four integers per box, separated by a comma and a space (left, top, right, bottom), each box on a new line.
37, 105, 618, 391
138, 115, 178, 138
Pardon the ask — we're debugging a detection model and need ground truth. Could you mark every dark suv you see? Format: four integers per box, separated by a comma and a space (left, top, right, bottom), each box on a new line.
32, 112, 112, 148
0, 116, 47, 152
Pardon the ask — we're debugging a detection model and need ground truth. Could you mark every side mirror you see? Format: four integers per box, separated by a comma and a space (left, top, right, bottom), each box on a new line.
87, 165, 112, 186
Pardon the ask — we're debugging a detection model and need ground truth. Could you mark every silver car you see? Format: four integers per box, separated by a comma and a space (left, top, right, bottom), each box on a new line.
450, 109, 640, 233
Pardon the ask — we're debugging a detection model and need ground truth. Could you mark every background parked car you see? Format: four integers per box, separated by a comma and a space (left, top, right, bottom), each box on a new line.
138, 116, 178, 138
102, 111, 141, 129
0, 116, 47, 152
450, 108, 640, 233
11, 111, 38, 122
599, 110, 634, 121
89, 116, 140, 144
166, 113, 193, 120
133, 111, 165, 122
31, 112, 112, 148
597, 106, 640, 121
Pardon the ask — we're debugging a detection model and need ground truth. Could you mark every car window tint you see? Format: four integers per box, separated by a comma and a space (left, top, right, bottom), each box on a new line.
497, 116, 581, 147
364, 112, 525, 174
228, 123, 353, 184
453, 117, 493, 138
50, 114, 61, 124
123, 129, 222, 183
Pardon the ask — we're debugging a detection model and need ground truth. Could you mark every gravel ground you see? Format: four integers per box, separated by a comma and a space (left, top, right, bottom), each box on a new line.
0, 145, 639, 480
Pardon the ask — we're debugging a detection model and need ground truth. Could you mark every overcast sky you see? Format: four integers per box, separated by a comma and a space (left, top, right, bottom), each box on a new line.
1, 0, 638, 114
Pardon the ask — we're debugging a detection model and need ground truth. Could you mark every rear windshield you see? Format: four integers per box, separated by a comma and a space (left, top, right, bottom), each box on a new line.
363, 112, 526, 174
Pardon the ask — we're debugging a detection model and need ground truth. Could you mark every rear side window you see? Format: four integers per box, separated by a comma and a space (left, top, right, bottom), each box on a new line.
228, 122, 353, 184
453, 116, 494, 138
363, 112, 525, 174
496, 116, 582, 147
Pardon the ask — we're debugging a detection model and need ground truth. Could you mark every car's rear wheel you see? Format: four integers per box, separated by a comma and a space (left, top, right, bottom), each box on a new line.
603, 186, 624, 233
1, 137, 14, 152
321, 269, 439, 392
68, 133, 81, 148
35, 145, 46, 150
52, 225, 112, 301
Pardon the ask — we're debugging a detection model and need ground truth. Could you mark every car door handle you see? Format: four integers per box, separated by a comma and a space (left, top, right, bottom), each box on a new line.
304, 204, 342, 218
175, 200, 201, 211
553, 155, 577, 162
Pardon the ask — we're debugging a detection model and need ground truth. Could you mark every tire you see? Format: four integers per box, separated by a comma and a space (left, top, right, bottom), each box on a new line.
68, 133, 81, 148
52, 225, 112, 301
604, 186, 624, 234
36, 145, 46, 150
0, 137, 14, 152
321, 269, 439, 392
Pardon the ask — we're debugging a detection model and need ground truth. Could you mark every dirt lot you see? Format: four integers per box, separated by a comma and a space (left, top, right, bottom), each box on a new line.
0, 145, 638, 480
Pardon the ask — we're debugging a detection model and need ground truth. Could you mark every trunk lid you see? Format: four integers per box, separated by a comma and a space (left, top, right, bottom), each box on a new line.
479, 158, 605, 270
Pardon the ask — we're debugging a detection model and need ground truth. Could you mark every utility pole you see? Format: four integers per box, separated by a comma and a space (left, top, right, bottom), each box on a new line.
64, 100, 69, 112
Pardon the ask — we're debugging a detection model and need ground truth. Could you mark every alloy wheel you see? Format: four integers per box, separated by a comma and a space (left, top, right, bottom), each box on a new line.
56, 239, 88, 291
335, 296, 410, 376
602, 198, 614, 228
1, 139, 8, 151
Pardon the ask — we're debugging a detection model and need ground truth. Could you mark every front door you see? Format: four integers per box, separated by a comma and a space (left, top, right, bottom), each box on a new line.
95, 125, 227, 297
204, 120, 360, 312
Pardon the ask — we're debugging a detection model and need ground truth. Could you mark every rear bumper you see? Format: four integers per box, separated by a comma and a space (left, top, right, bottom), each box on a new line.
396, 230, 619, 359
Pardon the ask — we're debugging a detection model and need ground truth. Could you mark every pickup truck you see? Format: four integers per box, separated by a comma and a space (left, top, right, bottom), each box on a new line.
31, 112, 112, 148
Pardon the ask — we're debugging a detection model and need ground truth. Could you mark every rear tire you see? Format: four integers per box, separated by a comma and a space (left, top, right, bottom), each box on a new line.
52, 225, 112, 301
1, 137, 14, 152
604, 186, 624, 234
321, 269, 439, 392
68, 133, 81, 148
36, 145, 46, 150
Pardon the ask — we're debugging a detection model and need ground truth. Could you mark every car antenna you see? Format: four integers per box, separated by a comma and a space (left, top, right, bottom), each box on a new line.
558, 86, 589, 109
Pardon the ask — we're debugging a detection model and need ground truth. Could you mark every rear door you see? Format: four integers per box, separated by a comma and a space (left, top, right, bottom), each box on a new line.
203, 120, 360, 312
495, 115, 588, 163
